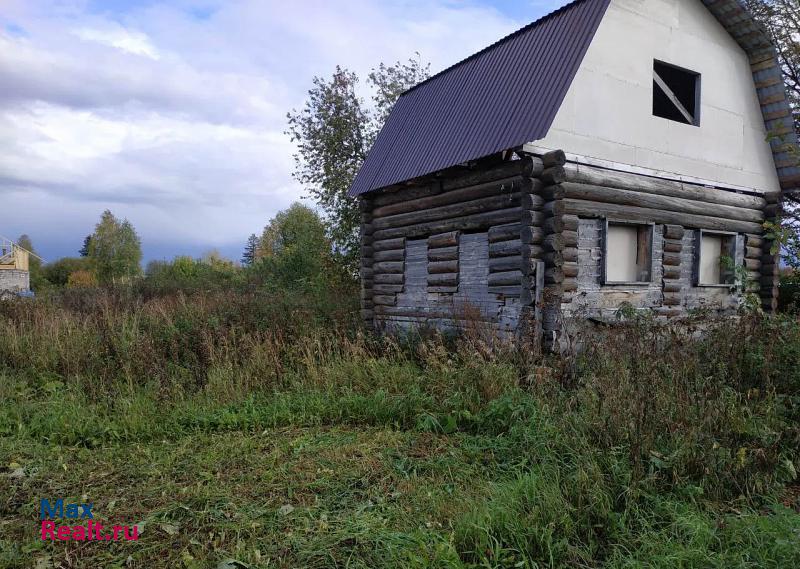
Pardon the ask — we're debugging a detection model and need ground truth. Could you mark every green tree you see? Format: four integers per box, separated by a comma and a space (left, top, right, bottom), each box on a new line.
42, 257, 92, 287
255, 203, 333, 290
287, 57, 430, 273
79, 235, 92, 257
15, 234, 47, 290
241, 233, 259, 266
87, 210, 143, 284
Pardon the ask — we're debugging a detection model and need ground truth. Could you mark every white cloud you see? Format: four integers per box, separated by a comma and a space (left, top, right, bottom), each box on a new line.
0, 0, 536, 261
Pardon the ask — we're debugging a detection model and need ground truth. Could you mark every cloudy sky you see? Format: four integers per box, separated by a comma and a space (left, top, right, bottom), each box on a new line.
0, 0, 562, 263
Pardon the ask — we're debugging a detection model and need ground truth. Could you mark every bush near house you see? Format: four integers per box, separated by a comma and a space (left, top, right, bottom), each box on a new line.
0, 285, 798, 568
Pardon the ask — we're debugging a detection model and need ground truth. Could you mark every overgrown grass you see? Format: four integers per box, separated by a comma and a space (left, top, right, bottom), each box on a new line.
0, 288, 798, 568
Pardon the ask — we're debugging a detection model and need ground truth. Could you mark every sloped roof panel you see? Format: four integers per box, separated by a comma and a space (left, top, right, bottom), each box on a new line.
349, 0, 612, 196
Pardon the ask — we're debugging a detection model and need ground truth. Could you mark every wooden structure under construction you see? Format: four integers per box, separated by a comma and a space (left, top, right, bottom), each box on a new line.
0, 237, 31, 294
349, 0, 799, 347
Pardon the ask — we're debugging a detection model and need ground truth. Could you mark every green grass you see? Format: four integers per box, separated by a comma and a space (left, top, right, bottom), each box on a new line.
0, 290, 798, 567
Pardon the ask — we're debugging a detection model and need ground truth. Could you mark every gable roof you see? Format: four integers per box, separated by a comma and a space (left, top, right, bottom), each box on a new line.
349, 0, 799, 197
348, 0, 612, 197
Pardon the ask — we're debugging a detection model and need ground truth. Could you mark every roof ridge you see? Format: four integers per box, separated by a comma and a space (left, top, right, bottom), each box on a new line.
400, 0, 591, 97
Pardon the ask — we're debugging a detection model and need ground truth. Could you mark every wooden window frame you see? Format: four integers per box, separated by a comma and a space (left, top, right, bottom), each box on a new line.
693, 229, 738, 288
653, 59, 701, 127
601, 219, 655, 286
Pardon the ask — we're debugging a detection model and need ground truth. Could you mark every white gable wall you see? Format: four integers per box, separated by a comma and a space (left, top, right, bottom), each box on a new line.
533, 0, 781, 194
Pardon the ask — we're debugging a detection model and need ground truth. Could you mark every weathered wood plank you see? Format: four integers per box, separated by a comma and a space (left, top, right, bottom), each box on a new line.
373, 295, 396, 306
375, 208, 520, 239
428, 260, 459, 274
374, 273, 404, 285
373, 237, 405, 252
372, 193, 521, 230
373, 284, 404, 294
541, 166, 566, 186
373, 261, 404, 274
428, 231, 459, 248
560, 199, 763, 234
373, 249, 404, 262
489, 239, 521, 257
427, 273, 458, 287
488, 270, 522, 287
554, 182, 764, 222
489, 223, 521, 243
427, 246, 458, 262
489, 256, 522, 273
563, 163, 767, 210
664, 225, 685, 240
663, 252, 682, 266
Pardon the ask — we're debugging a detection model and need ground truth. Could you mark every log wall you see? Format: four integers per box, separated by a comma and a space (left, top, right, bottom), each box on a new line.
360, 149, 779, 345
361, 156, 542, 334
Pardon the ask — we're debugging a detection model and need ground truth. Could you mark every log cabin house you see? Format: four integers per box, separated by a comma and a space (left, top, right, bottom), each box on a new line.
349, 0, 799, 347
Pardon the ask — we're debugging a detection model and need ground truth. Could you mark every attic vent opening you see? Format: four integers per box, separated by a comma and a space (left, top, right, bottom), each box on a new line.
652, 60, 700, 126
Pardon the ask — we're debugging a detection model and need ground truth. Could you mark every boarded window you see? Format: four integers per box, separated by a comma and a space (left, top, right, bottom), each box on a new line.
603, 221, 653, 284
695, 231, 736, 286
653, 60, 700, 126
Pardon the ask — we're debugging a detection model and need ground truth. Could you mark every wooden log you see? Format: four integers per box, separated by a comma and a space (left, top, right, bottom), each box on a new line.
542, 149, 567, 168
489, 223, 521, 243
543, 234, 564, 252
563, 163, 767, 210
372, 209, 520, 240
540, 166, 566, 186
489, 256, 523, 273
662, 280, 682, 293
522, 193, 545, 210
560, 199, 763, 234
370, 160, 529, 209
522, 244, 545, 260
764, 203, 782, 218
488, 285, 521, 296
562, 262, 578, 278
373, 261, 404, 274
371, 177, 519, 218
663, 252, 682, 267
655, 307, 683, 317
373, 237, 405, 252
543, 214, 579, 233
373, 249, 404, 262
373, 295, 396, 306
745, 246, 762, 259
545, 268, 564, 284
373, 284, 403, 294
664, 224, 685, 240
746, 234, 763, 249
372, 193, 521, 230
374, 273, 404, 285
428, 273, 458, 287
562, 230, 578, 247
428, 260, 458, 274
663, 240, 683, 253
744, 258, 761, 271
427, 246, 458, 262
489, 239, 522, 257
663, 293, 682, 307
556, 182, 763, 223
488, 270, 522, 287
663, 266, 682, 280
521, 210, 545, 227
562, 278, 578, 292
521, 226, 544, 245
428, 231, 459, 248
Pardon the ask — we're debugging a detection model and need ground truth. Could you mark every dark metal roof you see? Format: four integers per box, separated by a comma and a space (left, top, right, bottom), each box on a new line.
349, 0, 612, 196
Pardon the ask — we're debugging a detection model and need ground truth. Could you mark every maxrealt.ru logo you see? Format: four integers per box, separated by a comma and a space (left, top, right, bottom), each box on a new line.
40, 499, 139, 541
